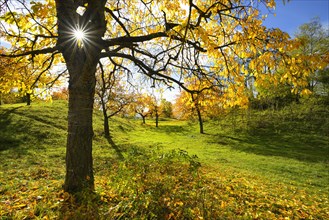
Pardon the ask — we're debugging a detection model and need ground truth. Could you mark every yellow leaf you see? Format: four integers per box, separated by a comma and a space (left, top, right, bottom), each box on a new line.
301, 89, 312, 96
13, 203, 27, 209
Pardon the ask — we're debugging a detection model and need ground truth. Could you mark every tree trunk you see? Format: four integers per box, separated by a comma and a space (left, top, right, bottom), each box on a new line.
65, 75, 95, 192
56, 0, 106, 193
192, 94, 204, 134
101, 98, 110, 138
196, 105, 204, 134
155, 112, 159, 127
103, 115, 110, 138
142, 115, 146, 124
26, 93, 31, 106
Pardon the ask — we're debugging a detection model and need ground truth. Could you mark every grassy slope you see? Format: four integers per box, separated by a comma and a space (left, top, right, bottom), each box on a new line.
112, 115, 329, 194
0, 100, 328, 219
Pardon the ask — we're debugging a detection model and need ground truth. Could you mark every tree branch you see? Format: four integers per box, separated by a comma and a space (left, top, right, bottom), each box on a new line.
102, 32, 206, 52
101, 51, 216, 94
0, 46, 59, 57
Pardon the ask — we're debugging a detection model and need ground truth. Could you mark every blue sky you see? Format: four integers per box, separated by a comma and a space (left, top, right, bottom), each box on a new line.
261, 0, 329, 37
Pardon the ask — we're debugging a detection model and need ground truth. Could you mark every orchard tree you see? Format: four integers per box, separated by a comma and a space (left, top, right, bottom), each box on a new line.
13, 56, 59, 105
174, 76, 225, 133
52, 87, 69, 100
152, 96, 160, 128
0, 51, 34, 105
150, 90, 162, 128
133, 93, 154, 124
160, 98, 173, 118
95, 61, 133, 137
1, 0, 312, 193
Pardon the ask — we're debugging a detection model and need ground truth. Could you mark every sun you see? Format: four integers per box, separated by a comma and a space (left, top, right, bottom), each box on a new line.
73, 29, 86, 48
74, 29, 85, 41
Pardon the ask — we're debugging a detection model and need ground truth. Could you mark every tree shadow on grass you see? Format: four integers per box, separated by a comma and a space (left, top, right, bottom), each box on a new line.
211, 129, 329, 163
106, 135, 125, 160
151, 124, 189, 134
0, 107, 24, 151
0, 106, 51, 153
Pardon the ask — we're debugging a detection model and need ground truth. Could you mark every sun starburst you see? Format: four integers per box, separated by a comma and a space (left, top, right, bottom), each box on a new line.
74, 29, 85, 41
73, 29, 85, 47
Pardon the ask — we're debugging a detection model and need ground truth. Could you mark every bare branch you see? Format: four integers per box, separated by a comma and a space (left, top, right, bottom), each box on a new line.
101, 51, 216, 94
0, 46, 59, 57
105, 7, 130, 36
30, 51, 60, 89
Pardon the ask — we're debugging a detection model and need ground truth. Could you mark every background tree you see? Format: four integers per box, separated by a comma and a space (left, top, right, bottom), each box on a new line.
133, 93, 154, 124
14, 56, 58, 105
0, 48, 13, 105
1, 0, 314, 193
149, 90, 163, 128
317, 67, 329, 98
174, 76, 224, 133
250, 75, 293, 110
173, 90, 193, 120
52, 87, 69, 100
250, 19, 329, 106
160, 98, 173, 119
294, 17, 329, 93
95, 62, 133, 138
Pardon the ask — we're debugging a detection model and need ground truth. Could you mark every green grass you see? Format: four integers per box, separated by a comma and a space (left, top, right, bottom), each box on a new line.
111, 116, 329, 194
0, 100, 328, 219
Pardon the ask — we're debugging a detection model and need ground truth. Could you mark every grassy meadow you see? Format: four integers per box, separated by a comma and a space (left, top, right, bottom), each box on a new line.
0, 100, 328, 219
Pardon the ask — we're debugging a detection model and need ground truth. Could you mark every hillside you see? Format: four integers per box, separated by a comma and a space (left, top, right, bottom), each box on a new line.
0, 100, 328, 219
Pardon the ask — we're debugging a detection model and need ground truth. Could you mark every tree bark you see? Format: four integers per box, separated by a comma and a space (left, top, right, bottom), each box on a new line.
26, 93, 31, 106
99, 65, 110, 138
196, 105, 204, 134
104, 115, 110, 138
155, 112, 159, 127
192, 94, 204, 134
65, 75, 95, 192
102, 100, 110, 138
56, 0, 106, 193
